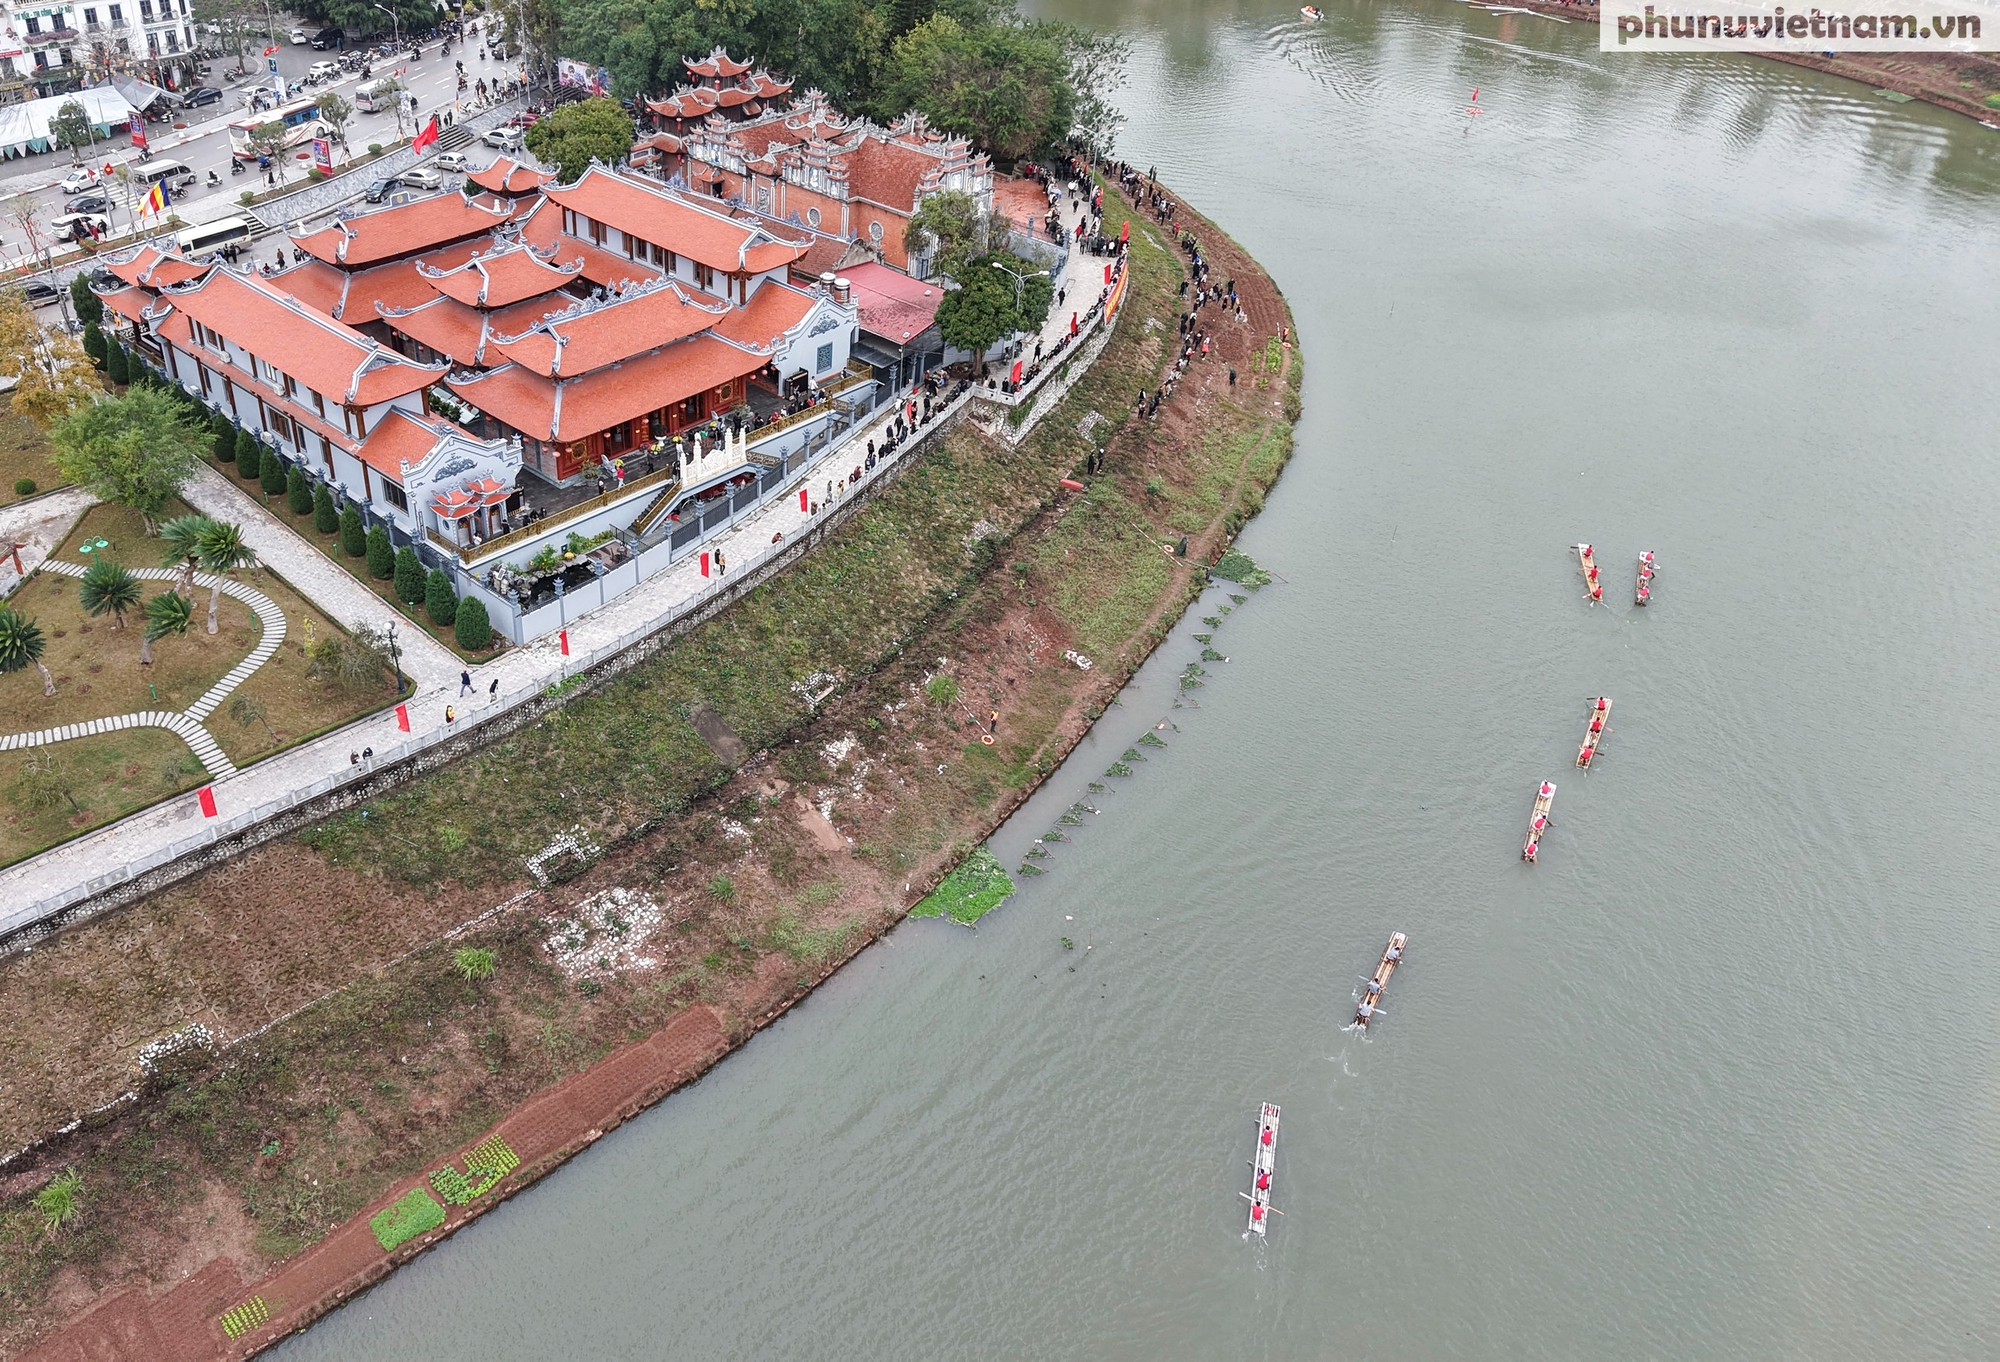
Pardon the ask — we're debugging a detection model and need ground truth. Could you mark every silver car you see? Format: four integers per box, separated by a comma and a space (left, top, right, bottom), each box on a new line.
396, 166, 442, 191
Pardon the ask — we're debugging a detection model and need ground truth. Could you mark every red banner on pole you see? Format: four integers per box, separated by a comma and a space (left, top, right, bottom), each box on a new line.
1120, 220, 1129, 243
1009, 359, 1022, 385
395, 704, 410, 732
700, 551, 710, 577
1103, 263, 1111, 285
197, 786, 217, 817
559, 628, 570, 656
799, 487, 808, 512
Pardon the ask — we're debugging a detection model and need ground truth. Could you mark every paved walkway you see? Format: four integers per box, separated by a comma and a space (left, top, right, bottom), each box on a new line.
0, 187, 1120, 940
0, 558, 291, 778
0, 486, 93, 597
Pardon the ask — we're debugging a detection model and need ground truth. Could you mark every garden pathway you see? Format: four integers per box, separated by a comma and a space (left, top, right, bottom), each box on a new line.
179, 463, 460, 682
0, 559, 289, 779
0, 486, 94, 599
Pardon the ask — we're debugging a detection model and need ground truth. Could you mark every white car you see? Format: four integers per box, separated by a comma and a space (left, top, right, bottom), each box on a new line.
308, 59, 338, 81
434, 151, 469, 172
480, 126, 522, 150
59, 166, 96, 194
395, 165, 442, 190
50, 211, 109, 238
290, 27, 308, 43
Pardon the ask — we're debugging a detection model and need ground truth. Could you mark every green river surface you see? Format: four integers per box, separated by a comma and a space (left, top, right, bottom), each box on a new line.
277, 2, 2000, 1356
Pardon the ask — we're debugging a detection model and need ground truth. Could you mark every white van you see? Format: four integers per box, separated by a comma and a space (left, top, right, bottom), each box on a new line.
133, 159, 197, 194
177, 215, 254, 259
353, 78, 397, 113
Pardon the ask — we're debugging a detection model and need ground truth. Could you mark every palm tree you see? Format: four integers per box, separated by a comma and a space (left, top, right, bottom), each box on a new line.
0, 604, 55, 696
143, 590, 193, 665
193, 519, 257, 634
77, 558, 141, 637
159, 513, 213, 599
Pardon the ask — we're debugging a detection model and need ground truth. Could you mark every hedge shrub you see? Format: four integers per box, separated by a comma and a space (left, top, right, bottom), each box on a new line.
340, 504, 366, 557
235, 429, 261, 479
313, 484, 338, 534
81, 321, 105, 366
364, 524, 394, 579
453, 596, 491, 652
287, 467, 313, 515
392, 545, 424, 604
260, 450, 288, 496
424, 567, 457, 626
105, 341, 128, 385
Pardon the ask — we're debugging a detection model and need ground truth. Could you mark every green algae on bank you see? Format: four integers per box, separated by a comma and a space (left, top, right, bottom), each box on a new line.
909, 847, 1015, 924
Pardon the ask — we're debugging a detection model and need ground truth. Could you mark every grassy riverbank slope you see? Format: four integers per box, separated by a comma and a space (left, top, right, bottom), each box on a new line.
0, 177, 1301, 1360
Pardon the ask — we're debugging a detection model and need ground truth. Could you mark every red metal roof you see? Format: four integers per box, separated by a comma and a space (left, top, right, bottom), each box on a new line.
157, 268, 443, 405
448, 334, 760, 443
840, 261, 942, 344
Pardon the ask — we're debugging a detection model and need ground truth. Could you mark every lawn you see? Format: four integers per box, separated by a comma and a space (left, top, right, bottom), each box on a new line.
0, 394, 65, 505
0, 499, 401, 863
0, 727, 203, 866
209, 453, 502, 662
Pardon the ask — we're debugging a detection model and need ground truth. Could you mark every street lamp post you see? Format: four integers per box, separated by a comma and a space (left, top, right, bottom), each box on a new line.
373, 3, 402, 55
989, 258, 1049, 313
386, 619, 405, 693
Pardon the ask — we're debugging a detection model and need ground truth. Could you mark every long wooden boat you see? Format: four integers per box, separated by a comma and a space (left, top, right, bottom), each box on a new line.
1574, 542, 1602, 602
1523, 780, 1555, 862
1635, 550, 1656, 606
1355, 931, 1406, 1028
1577, 696, 1611, 768
1246, 1102, 1280, 1236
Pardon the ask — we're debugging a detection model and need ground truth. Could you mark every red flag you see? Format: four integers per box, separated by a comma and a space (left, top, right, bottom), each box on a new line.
700, 551, 710, 577
799, 487, 809, 512
411, 116, 440, 154
559, 628, 570, 656
1069, 312, 1078, 337
1120, 220, 1129, 243
262, 44, 279, 55
1104, 263, 1111, 285
197, 786, 217, 818
395, 703, 410, 732
1009, 359, 1022, 385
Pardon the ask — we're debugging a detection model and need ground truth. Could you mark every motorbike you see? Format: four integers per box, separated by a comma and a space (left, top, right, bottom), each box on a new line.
206, 169, 221, 187
230, 157, 245, 175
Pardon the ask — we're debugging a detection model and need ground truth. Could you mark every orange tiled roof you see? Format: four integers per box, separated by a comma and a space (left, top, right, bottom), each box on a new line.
846, 137, 933, 213
268, 259, 349, 315
465, 157, 554, 196
97, 284, 153, 323
103, 244, 208, 289
156, 267, 443, 405
542, 166, 810, 276
375, 295, 492, 367
491, 279, 730, 378
356, 408, 481, 479
448, 334, 759, 443
291, 193, 518, 268
685, 48, 752, 79
711, 280, 814, 348
420, 243, 581, 309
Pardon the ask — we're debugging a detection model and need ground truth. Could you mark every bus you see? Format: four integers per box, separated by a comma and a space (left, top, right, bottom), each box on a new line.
177, 215, 255, 260
228, 96, 329, 162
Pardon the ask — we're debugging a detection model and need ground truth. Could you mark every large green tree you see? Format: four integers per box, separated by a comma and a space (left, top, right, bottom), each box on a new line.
902, 189, 995, 280
879, 14, 1071, 163
194, 519, 257, 634
50, 388, 207, 534
523, 97, 636, 184
937, 253, 1049, 369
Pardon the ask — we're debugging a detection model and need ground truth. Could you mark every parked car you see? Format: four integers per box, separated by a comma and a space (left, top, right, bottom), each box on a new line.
59, 166, 97, 194
364, 178, 396, 203
70, 192, 111, 214
290, 26, 308, 43
310, 26, 344, 49
395, 165, 441, 190
308, 59, 338, 81
50, 211, 109, 239
434, 150, 469, 173
15, 280, 59, 305
481, 126, 522, 150
180, 85, 224, 107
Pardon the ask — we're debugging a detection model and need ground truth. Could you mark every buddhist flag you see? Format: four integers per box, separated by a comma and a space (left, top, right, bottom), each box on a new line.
197, 786, 217, 818
411, 116, 440, 154
143, 181, 169, 215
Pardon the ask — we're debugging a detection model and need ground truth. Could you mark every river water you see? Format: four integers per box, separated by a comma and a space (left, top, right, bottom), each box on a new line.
277, 3, 2000, 1357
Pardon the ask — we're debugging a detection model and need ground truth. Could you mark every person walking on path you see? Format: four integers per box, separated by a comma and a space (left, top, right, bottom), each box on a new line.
445, 705, 457, 726
488, 677, 499, 701
460, 669, 473, 695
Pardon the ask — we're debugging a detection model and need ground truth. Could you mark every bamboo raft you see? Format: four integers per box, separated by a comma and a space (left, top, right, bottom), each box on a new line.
1523, 780, 1555, 862
1635, 550, 1656, 606
1577, 697, 1612, 768
1244, 1102, 1280, 1236
1355, 931, 1406, 1028
1574, 543, 1602, 602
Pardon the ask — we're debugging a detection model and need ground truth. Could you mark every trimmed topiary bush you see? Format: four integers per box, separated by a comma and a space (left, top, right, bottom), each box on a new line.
392, 545, 424, 604
235, 429, 260, 478
105, 341, 128, 385
423, 568, 457, 626
260, 449, 288, 496
213, 420, 236, 462
313, 484, 338, 534
81, 321, 105, 366
340, 504, 366, 557
14, 477, 35, 496
365, 524, 394, 579
287, 467, 313, 515
453, 596, 491, 652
